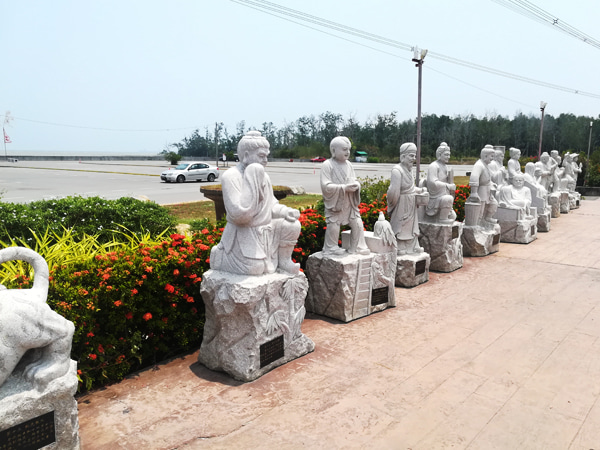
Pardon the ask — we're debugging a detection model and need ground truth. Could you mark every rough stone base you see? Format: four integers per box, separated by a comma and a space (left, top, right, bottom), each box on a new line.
305, 250, 396, 322
395, 252, 430, 288
461, 224, 501, 257
0, 360, 80, 450
418, 222, 464, 272
549, 194, 560, 218
498, 218, 537, 243
569, 193, 580, 209
198, 270, 315, 382
560, 191, 570, 214
537, 210, 551, 232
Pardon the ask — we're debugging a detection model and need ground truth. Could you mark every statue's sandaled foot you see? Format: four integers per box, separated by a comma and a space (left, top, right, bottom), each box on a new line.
278, 260, 300, 275
323, 247, 346, 256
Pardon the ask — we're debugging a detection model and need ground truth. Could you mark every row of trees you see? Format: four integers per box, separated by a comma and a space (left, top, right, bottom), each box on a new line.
168, 111, 599, 163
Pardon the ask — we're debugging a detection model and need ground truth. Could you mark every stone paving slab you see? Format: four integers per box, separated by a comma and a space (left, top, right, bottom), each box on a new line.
77, 198, 600, 449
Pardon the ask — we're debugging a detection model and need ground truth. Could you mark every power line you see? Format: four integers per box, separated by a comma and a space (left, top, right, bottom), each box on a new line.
232, 0, 600, 100
491, 0, 600, 50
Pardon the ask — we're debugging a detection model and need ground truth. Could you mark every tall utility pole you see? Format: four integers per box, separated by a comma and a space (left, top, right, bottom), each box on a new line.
412, 46, 427, 185
585, 121, 593, 186
538, 101, 547, 159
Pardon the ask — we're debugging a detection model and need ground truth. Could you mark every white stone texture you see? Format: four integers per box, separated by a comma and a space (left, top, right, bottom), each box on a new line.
395, 252, 430, 288
198, 270, 314, 382
418, 222, 464, 272
495, 207, 538, 244
524, 179, 551, 232
306, 233, 396, 322
559, 191, 570, 214
0, 360, 80, 450
549, 193, 561, 218
461, 223, 501, 257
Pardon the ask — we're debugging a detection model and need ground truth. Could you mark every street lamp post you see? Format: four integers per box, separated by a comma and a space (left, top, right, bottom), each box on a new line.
537, 101, 547, 159
412, 46, 427, 185
585, 121, 593, 186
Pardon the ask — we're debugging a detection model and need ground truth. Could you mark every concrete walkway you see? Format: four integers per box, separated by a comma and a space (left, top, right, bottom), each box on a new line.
77, 198, 600, 449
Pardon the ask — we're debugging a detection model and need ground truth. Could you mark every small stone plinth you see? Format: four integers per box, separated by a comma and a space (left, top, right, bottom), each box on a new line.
569, 192, 580, 209
495, 207, 538, 244
305, 246, 396, 322
536, 210, 551, 232
0, 360, 80, 450
461, 224, 501, 257
418, 222, 463, 272
549, 194, 560, 218
559, 191, 570, 214
198, 270, 314, 382
395, 252, 430, 288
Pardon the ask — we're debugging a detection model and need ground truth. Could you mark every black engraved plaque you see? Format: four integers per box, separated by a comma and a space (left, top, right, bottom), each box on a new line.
531, 225, 535, 236
0, 411, 55, 450
492, 234, 500, 246
415, 259, 427, 276
260, 335, 284, 368
371, 287, 389, 306
452, 225, 459, 240
576, 200, 580, 206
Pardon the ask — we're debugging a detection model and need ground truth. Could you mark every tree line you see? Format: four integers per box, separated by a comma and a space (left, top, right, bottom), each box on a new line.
169, 111, 600, 163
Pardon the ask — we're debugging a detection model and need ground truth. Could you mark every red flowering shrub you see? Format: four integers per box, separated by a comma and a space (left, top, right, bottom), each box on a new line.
42, 229, 221, 392
453, 185, 471, 222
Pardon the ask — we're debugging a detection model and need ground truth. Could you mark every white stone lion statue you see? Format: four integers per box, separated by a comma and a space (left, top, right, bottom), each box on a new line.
0, 247, 75, 391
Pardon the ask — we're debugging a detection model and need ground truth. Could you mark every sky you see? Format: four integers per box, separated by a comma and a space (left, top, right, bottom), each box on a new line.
2, 0, 599, 155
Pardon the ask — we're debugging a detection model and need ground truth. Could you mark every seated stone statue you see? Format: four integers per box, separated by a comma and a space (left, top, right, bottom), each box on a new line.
497, 173, 533, 219
489, 148, 507, 190
524, 162, 548, 199
320, 136, 369, 256
572, 154, 583, 185
387, 142, 429, 255
210, 131, 301, 276
467, 145, 498, 226
507, 147, 522, 183
422, 142, 456, 224
0, 247, 75, 391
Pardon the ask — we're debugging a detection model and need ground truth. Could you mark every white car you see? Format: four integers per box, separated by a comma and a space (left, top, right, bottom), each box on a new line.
161, 162, 219, 183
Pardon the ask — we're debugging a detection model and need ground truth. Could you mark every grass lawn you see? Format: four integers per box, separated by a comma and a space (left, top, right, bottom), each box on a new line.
164, 194, 322, 223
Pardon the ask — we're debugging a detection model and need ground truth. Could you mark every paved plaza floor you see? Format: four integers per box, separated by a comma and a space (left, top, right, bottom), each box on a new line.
78, 197, 600, 449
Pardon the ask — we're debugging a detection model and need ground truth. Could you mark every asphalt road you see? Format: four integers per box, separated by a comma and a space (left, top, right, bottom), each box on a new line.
0, 159, 473, 205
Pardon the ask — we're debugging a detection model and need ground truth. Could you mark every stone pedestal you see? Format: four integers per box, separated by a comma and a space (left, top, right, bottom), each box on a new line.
305, 233, 396, 322
559, 191, 570, 214
395, 252, 430, 288
549, 193, 560, 218
0, 361, 80, 450
418, 222, 463, 272
461, 224, 501, 256
495, 207, 537, 244
536, 210, 551, 232
198, 270, 314, 382
569, 192, 580, 209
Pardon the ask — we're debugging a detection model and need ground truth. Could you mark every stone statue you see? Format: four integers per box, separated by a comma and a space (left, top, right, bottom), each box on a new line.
320, 136, 369, 256
0, 247, 75, 391
572, 154, 583, 184
524, 162, 548, 199
489, 148, 507, 189
467, 145, 498, 226
535, 152, 555, 193
551, 150, 565, 192
422, 142, 457, 224
561, 152, 577, 192
387, 142, 429, 255
507, 147, 522, 183
210, 130, 301, 276
497, 173, 534, 219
